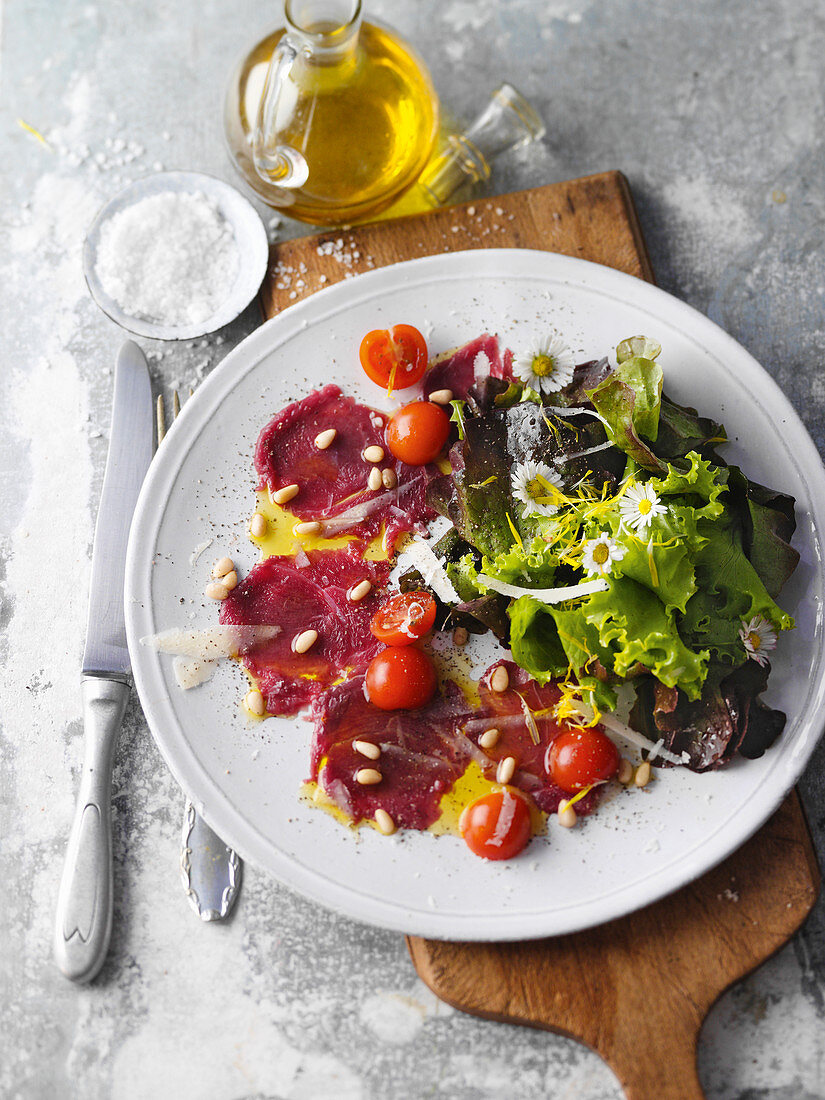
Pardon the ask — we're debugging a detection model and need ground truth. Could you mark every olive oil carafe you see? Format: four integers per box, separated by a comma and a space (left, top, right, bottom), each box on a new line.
224, 1, 439, 225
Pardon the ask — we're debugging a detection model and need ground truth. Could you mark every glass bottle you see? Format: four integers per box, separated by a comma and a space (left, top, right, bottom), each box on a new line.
223, 0, 439, 226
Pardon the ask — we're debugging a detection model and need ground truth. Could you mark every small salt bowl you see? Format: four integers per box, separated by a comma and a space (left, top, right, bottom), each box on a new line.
83, 171, 269, 341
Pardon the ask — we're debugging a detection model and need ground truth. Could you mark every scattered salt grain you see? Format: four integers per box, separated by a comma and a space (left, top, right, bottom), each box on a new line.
94, 190, 240, 325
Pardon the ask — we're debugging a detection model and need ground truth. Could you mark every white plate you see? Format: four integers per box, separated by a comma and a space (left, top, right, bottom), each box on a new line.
125, 249, 825, 940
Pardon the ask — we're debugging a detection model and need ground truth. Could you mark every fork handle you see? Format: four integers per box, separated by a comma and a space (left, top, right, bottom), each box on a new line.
54, 676, 130, 982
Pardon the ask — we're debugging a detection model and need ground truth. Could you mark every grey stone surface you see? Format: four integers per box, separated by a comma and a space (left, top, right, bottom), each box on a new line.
2, 0, 825, 1096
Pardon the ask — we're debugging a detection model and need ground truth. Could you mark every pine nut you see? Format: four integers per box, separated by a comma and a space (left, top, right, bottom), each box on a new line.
292, 628, 319, 654
205, 581, 229, 600
381, 468, 398, 489
221, 570, 238, 591
294, 520, 321, 536
368, 467, 383, 491
363, 445, 384, 463
428, 388, 454, 404
452, 626, 469, 646
635, 761, 652, 788
245, 689, 266, 716
618, 758, 634, 785
249, 513, 267, 538
491, 665, 509, 693
315, 428, 337, 449
354, 739, 381, 760
356, 768, 382, 785
374, 808, 396, 834
479, 727, 500, 750
273, 483, 299, 505
497, 756, 516, 784
348, 579, 372, 602
558, 802, 577, 828
211, 556, 234, 579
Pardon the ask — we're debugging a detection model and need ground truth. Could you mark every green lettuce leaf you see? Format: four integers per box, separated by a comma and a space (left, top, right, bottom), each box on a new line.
510, 575, 708, 701
586, 357, 667, 474
724, 467, 799, 599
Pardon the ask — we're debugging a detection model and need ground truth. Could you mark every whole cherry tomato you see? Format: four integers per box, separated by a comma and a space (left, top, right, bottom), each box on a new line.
546, 726, 619, 793
386, 401, 450, 465
460, 789, 532, 861
370, 591, 437, 646
359, 324, 428, 393
365, 646, 437, 710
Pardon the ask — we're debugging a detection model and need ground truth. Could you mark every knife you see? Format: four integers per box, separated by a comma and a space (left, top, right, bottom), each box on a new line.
54, 340, 153, 983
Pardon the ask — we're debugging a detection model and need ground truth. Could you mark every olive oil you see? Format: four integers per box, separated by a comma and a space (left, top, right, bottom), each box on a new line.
224, 20, 439, 225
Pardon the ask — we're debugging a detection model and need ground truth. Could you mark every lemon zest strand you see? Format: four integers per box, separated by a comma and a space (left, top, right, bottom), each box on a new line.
17, 118, 51, 148
506, 512, 523, 549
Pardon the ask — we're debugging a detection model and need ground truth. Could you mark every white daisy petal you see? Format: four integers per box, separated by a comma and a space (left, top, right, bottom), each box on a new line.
514, 333, 576, 395
618, 481, 667, 533
511, 459, 564, 517
739, 615, 777, 665
581, 532, 625, 577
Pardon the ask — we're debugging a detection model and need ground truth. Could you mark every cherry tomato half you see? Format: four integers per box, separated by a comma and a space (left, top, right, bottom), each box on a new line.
364, 646, 437, 710
370, 591, 437, 646
460, 789, 532, 861
546, 726, 619, 794
359, 324, 428, 393
386, 401, 450, 466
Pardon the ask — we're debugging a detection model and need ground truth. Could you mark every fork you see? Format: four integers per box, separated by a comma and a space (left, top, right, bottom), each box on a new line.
157, 391, 243, 921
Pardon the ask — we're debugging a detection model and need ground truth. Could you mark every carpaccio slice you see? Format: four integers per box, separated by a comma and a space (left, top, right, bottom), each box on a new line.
219, 547, 391, 715
254, 383, 436, 550
311, 658, 601, 831
312, 676, 477, 830
423, 333, 514, 401
469, 662, 602, 816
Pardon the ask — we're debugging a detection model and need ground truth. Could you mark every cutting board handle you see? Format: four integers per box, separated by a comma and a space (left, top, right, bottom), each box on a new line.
600, 1016, 705, 1099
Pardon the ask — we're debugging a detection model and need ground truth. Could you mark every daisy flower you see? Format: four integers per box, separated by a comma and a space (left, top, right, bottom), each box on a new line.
514, 334, 575, 395
739, 615, 777, 666
581, 532, 626, 577
619, 481, 667, 533
512, 460, 564, 518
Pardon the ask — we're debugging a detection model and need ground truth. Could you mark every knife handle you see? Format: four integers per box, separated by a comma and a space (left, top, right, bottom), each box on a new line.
54, 676, 130, 983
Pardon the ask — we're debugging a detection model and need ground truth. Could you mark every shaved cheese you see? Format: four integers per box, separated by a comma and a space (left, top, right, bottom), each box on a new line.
173, 656, 218, 689
319, 492, 393, 534
398, 538, 460, 604
189, 539, 214, 566
544, 404, 612, 432
599, 712, 684, 766
141, 625, 280, 659
477, 573, 608, 603
554, 440, 615, 464
514, 691, 541, 745
473, 350, 491, 383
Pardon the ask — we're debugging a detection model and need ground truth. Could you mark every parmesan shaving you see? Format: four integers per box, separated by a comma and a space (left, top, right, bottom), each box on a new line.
543, 404, 612, 432
477, 573, 608, 604
554, 440, 615, 464
173, 656, 219, 689
189, 539, 214, 566
397, 538, 460, 604
141, 625, 280, 659
598, 712, 684, 766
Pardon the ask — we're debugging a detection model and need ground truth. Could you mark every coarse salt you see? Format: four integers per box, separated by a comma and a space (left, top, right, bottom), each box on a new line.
94, 190, 240, 325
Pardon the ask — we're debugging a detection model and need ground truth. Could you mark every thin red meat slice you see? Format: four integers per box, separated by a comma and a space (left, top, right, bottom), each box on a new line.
255, 384, 388, 516
311, 659, 603, 832
423, 334, 513, 401
253, 384, 436, 551
312, 676, 477, 830
219, 548, 392, 716
466, 662, 602, 816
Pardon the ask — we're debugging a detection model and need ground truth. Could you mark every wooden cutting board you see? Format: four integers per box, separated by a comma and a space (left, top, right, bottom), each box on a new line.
260, 171, 820, 1100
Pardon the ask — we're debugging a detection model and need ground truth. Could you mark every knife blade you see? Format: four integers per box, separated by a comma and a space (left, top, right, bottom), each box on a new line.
54, 340, 153, 983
